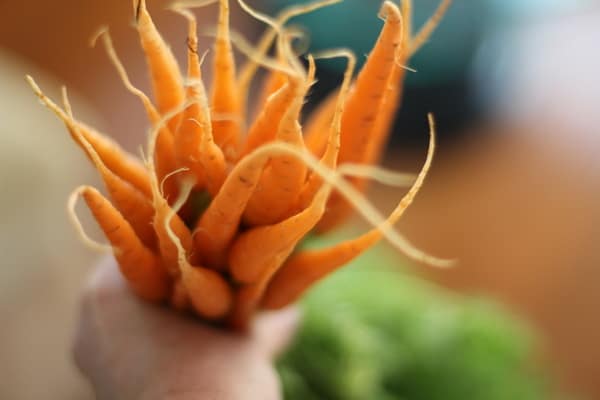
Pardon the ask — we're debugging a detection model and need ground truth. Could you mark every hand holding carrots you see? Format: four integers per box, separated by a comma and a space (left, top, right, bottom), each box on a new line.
73, 257, 299, 400
30, 0, 453, 330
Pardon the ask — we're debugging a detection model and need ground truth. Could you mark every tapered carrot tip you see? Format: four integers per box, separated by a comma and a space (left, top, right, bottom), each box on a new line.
35, 0, 452, 328
76, 186, 170, 302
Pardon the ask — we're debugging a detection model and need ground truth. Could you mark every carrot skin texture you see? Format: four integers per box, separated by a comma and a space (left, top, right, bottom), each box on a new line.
228, 185, 331, 329
316, 2, 404, 231
211, 0, 241, 160
174, 11, 227, 196
304, 92, 337, 158
180, 260, 234, 319
83, 140, 157, 249
135, 0, 185, 133
261, 232, 379, 309
239, 79, 300, 159
193, 149, 272, 268
81, 186, 169, 301
153, 192, 196, 277
242, 60, 315, 226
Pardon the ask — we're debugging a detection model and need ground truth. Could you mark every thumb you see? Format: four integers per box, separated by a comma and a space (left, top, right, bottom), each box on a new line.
252, 307, 301, 358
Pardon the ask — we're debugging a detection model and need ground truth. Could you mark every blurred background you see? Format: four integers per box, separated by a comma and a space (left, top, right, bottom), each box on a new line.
1, 0, 599, 398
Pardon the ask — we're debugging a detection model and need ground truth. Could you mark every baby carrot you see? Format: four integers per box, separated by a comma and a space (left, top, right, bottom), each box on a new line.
192, 144, 275, 268
262, 115, 448, 309
164, 181, 233, 319
72, 186, 169, 302
364, 0, 452, 167
314, 1, 403, 231
147, 159, 196, 276
315, 0, 452, 232
172, 8, 227, 196
294, 50, 355, 213
254, 55, 289, 118
211, 0, 241, 161
27, 76, 152, 198
228, 183, 332, 330
72, 125, 156, 249
303, 92, 336, 158
93, 29, 180, 203
242, 57, 315, 226
134, 0, 185, 133
230, 180, 332, 284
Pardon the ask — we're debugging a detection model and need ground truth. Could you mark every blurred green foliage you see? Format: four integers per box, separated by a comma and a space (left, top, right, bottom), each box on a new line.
277, 247, 563, 399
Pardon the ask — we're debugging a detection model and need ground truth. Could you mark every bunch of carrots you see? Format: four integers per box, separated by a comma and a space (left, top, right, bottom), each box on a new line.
28, 0, 451, 330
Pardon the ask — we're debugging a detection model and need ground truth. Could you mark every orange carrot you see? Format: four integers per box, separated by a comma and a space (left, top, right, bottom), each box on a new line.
230, 180, 331, 283
164, 180, 234, 319
313, 1, 403, 231
192, 144, 275, 268
303, 91, 337, 158
228, 183, 331, 330
335, 1, 402, 166
172, 8, 227, 196
27, 76, 152, 198
262, 115, 450, 309
148, 165, 196, 277
93, 28, 180, 204
294, 50, 355, 213
211, 0, 241, 161
315, 0, 452, 232
134, 0, 185, 133
241, 56, 315, 226
255, 56, 289, 117
72, 125, 156, 249
239, 49, 306, 159
71, 186, 169, 301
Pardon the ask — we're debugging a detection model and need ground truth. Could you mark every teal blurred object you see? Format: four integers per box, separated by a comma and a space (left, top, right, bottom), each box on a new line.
277, 245, 564, 399
263, 0, 488, 86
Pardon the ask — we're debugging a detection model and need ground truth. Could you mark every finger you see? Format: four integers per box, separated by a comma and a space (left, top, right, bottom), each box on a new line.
252, 306, 301, 358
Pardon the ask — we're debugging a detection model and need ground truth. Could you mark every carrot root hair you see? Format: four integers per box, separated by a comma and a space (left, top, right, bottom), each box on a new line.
67, 186, 114, 253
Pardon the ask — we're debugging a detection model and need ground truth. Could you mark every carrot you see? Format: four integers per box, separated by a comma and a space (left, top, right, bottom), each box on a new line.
364, 0, 452, 166
254, 55, 289, 118
241, 54, 315, 226
69, 186, 169, 302
171, 7, 227, 196
238, 49, 298, 158
192, 143, 275, 268
294, 49, 356, 213
134, 0, 185, 133
228, 183, 332, 330
211, 0, 241, 161
92, 28, 180, 204
67, 115, 157, 249
230, 179, 332, 284
27, 76, 152, 198
227, 16, 302, 159
315, 0, 452, 232
251, 26, 308, 118
144, 129, 196, 276
238, 76, 297, 158
303, 91, 337, 158
151, 178, 196, 276
305, 2, 403, 233
164, 179, 233, 319
336, 1, 403, 165
262, 115, 452, 309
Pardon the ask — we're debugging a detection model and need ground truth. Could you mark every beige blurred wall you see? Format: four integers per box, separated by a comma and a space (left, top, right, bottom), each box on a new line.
0, 50, 97, 399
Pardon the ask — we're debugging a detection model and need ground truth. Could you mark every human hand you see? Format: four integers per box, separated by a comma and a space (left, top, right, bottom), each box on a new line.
73, 257, 299, 400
